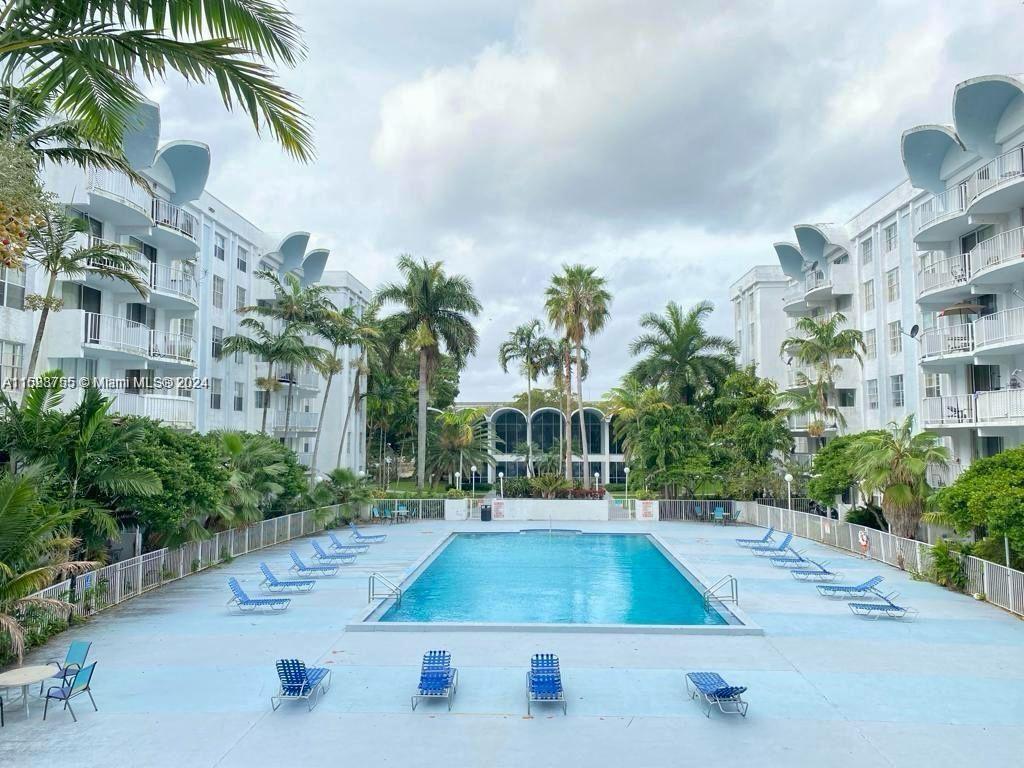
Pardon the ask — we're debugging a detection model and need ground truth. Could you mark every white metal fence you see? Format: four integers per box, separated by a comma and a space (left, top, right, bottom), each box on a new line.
368, 498, 446, 520
29, 504, 343, 622
659, 499, 737, 521
747, 503, 1024, 618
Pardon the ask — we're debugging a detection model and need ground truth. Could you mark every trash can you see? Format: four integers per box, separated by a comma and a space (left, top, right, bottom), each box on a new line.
480, 504, 492, 522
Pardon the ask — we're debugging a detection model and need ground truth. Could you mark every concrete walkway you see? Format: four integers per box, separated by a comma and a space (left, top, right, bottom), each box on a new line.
1, 520, 1021, 768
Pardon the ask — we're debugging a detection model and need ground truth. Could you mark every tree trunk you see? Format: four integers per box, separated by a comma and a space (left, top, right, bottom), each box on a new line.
336, 352, 364, 470
525, 369, 534, 478
576, 342, 590, 489
562, 344, 573, 480
283, 366, 296, 435
23, 271, 58, 401
309, 351, 337, 488
260, 361, 274, 434
416, 347, 428, 490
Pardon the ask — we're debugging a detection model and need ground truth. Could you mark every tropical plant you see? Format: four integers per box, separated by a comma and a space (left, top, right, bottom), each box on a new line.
927, 539, 969, 591
23, 205, 149, 380
0, 0, 313, 160
498, 319, 559, 477
849, 415, 949, 539
628, 403, 711, 498
0, 138, 43, 268
319, 467, 373, 521
426, 407, 492, 485
217, 431, 289, 527
775, 379, 842, 438
375, 255, 481, 490
529, 473, 570, 500
629, 301, 736, 405
545, 264, 611, 486
603, 375, 668, 459
331, 308, 380, 472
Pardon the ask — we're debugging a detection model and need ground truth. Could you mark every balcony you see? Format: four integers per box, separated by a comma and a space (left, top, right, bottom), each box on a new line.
803, 263, 853, 304
274, 410, 320, 433
916, 252, 972, 306
106, 391, 195, 429
926, 461, 963, 489
968, 226, 1024, 287
148, 262, 198, 308
974, 307, 1024, 356
148, 329, 196, 367
918, 323, 974, 366
913, 183, 975, 244
782, 283, 809, 315
785, 364, 816, 389
296, 451, 314, 468
976, 389, 1024, 426
150, 198, 199, 252
969, 145, 1024, 216
82, 312, 150, 358
921, 394, 975, 428
85, 169, 152, 227
277, 368, 321, 394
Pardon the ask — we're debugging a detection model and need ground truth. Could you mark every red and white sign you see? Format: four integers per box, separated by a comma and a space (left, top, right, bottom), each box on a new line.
492, 499, 505, 519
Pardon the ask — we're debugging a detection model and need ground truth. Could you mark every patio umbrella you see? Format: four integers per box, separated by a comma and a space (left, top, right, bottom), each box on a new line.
939, 301, 985, 317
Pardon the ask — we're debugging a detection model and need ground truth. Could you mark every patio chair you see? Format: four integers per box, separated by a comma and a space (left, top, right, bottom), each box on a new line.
290, 550, 339, 577
816, 575, 884, 599
411, 651, 458, 711
396, 504, 410, 523
348, 522, 387, 543
685, 672, 748, 717
713, 506, 727, 525
327, 532, 369, 553
527, 654, 566, 715
735, 527, 774, 547
750, 532, 793, 556
790, 560, 840, 582
271, 659, 332, 711
312, 541, 357, 564
259, 563, 315, 593
848, 592, 918, 621
40, 639, 92, 693
43, 662, 98, 722
226, 578, 290, 612
768, 548, 811, 568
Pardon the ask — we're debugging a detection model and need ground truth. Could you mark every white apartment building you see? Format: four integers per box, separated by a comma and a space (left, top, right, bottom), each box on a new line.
0, 100, 369, 478
729, 265, 789, 386
733, 73, 1024, 484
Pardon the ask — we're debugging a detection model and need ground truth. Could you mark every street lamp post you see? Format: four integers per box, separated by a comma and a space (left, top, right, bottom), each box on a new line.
498, 471, 504, 498
470, 465, 477, 498
385, 456, 392, 491
624, 466, 631, 508
784, 473, 794, 511
454, 470, 461, 493
594, 472, 600, 494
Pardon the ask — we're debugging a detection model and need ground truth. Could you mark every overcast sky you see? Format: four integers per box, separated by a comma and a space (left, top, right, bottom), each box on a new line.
150, 0, 1023, 401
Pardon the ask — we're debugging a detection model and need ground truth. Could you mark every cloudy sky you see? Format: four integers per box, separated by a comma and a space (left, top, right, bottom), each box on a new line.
151, 0, 1023, 401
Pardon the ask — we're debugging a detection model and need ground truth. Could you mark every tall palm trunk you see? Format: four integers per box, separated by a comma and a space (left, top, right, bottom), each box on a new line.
575, 342, 590, 489
562, 344, 573, 480
336, 352, 364, 470
283, 366, 296, 436
24, 271, 58, 398
416, 347, 428, 490
309, 348, 338, 488
525, 366, 534, 478
260, 361, 274, 434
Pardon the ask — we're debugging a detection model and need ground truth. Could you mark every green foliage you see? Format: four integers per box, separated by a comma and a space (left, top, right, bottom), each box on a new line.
510, 388, 563, 412
926, 539, 969, 592
806, 435, 863, 504
844, 505, 886, 531
0, 138, 45, 269
529, 473, 571, 500
445, 488, 466, 499
629, 404, 711, 496
633, 488, 658, 500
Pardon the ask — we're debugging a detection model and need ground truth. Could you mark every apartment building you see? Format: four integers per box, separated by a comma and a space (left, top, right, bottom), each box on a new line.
0, 100, 369, 478
729, 265, 789, 386
732, 73, 1024, 483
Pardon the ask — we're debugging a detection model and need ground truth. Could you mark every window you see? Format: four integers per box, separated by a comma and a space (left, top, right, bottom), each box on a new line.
210, 378, 222, 410
212, 275, 224, 309
888, 321, 902, 355
864, 329, 877, 359
860, 237, 873, 265
0, 340, 24, 384
124, 369, 153, 394
234, 348, 244, 364
211, 326, 223, 359
255, 390, 268, 409
924, 373, 942, 399
890, 374, 904, 408
214, 233, 225, 261
837, 389, 856, 407
237, 246, 248, 273
235, 286, 246, 310
129, 237, 157, 263
866, 379, 879, 410
0, 267, 26, 310
884, 222, 898, 253
862, 279, 875, 311
233, 382, 244, 411
180, 317, 195, 338
886, 268, 900, 302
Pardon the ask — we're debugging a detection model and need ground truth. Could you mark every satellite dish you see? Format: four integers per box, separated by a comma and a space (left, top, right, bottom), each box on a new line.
909, 324, 920, 339
809, 261, 819, 271
786, 357, 793, 366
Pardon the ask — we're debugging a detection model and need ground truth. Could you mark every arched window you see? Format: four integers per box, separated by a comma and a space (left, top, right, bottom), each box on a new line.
530, 410, 564, 453
570, 409, 603, 454
493, 410, 527, 454
608, 415, 625, 454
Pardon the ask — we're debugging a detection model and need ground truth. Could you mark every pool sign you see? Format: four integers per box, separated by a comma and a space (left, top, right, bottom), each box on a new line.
637, 500, 659, 520
492, 499, 505, 519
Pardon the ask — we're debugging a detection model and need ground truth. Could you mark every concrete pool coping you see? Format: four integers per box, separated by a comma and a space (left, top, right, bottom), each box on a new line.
347, 529, 763, 636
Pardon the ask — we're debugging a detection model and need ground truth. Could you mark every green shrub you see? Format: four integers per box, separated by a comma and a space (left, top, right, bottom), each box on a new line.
927, 539, 969, 591
844, 505, 886, 530
445, 488, 466, 499
529, 474, 570, 500
633, 488, 658, 500
503, 477, 531, 498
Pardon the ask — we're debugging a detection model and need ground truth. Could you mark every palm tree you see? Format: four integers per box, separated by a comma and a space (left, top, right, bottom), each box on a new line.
850, 415, 950, 539
498, 320, 558, 477
775, 375, 844, 439
217, 431, 288, 527
604, 375, 668, 460
544, 264, 611, 488
375, 256, 481, 491
331, 309, 380, 472
0, 0, 313, 160
23, 205, 149, 381
426, 408, 492, 486
629, 301, 737, 405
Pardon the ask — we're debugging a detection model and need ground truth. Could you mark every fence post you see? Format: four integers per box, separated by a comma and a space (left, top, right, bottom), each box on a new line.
982, 561, 990, 599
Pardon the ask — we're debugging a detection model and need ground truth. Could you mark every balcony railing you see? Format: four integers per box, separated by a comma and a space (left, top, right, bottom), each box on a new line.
150, 262, 196, 303
976, 389, 1024, 424
974, 145, 1024, 199
916, 252, 970, 296
149, 329, 195, 364
974, 306, 1024, 349
921, 394, 975, 426
87, 168, 151, 214
83, 312, 149, 355
107, 391, 195, 427
970, 225, 1024, 276
918, 323, 974, 360
804, 270, 827, 292
274, 411, 320, 431
152, 198, 199, 242
926, 461, 963, 489
786, 364, 816, 388
913, 184, 970, 236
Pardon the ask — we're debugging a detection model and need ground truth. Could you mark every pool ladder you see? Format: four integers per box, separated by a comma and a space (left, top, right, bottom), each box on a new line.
702, 575, 738, 609
368, 572, 402, 606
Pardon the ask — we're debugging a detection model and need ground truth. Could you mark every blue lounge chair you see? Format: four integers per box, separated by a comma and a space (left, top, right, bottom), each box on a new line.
271, 659, 332, 711
349, 522, 386, 543
849, 592, 918, 620
43, 662, 98, 722
327, 532, 369, 553
527, 654, 566, 715
768, 548, 811, 568
312, 541, 357, 564
259, 563, 315, 593
751, 532, 793, 556
411, 651, 458, 711
816, 575, 885, 599
736, 527, 774, 547
40, 639, 92, 693
791, 560, 841, 582
290, 550, 339, 577
227, 578, 290, 612
685, 672, 748, 717
713, 506, 727, 525
395, 504, 410, 522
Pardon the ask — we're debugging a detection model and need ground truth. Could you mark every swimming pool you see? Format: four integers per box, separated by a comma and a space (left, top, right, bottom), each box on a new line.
374, 531, 734, 626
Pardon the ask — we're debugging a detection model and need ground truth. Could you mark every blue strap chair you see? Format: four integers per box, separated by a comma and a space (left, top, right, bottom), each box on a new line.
348, 522, 386, 543
817, 575, 884, 599
736, 527, 774, 547
43, 662, 98, 721
40, 639, 92, 693
750, 532, 793, 556
527, 654, 566, 715
259, 563, 315, 593
289, 550, 339, 576
327, 532, 369, 553
685, 672, 748, 717
411, 651, 458, 711
226, 578, 290, 612
271, 659, 332, 711
312, 541, 357, 563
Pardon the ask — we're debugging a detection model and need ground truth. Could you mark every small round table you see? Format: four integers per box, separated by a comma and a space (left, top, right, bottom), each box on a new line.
0, 664, 59, 717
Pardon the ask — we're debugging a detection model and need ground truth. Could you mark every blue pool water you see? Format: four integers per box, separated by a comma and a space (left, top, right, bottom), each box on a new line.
377, 532, 729, 625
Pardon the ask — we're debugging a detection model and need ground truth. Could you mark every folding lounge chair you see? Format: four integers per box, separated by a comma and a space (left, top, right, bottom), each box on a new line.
40, 640, 92, 693
411, 651, 458, 711
751, 532, 793, 556
348, 522, 386, 543
327, 532, 369, 553
259, 563, 315, 593
736, 527, 774, 547
816, 575, 884, 599
790, 560, 840, 582
271, 659, 332, 711
768, 548, 811, 568
43, 662, 98, 722
290, 550, 339, 577
227, 578, 290, 612
685, 672, 748, 717
849, 592, 918, 620
527, 654, 566, 715
311, 541, 357, 564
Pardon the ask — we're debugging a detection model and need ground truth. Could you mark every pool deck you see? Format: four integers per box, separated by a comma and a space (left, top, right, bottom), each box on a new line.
1, 519, 1022, 767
